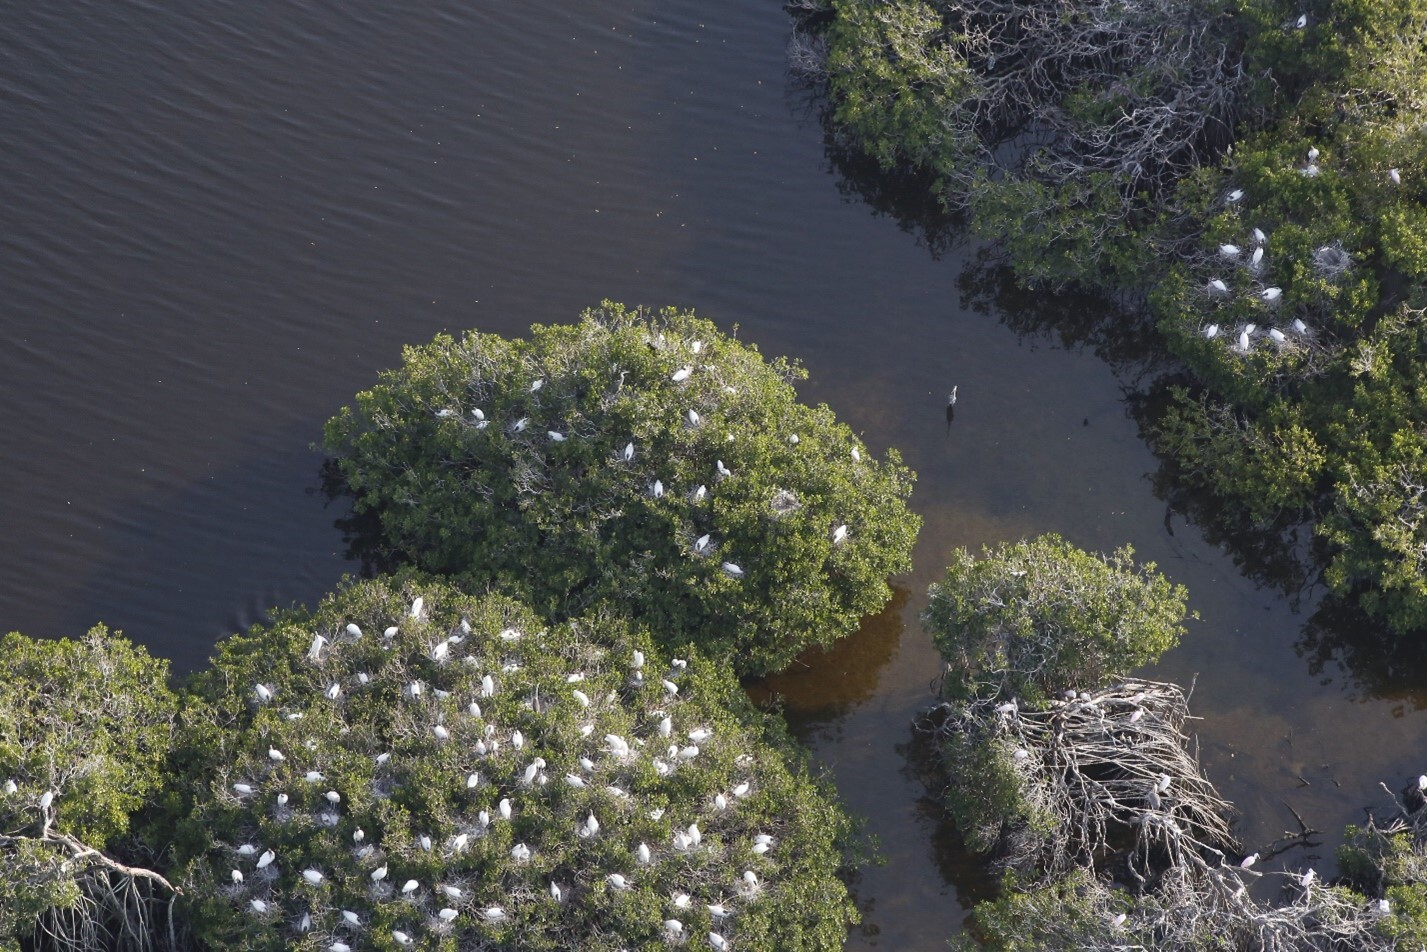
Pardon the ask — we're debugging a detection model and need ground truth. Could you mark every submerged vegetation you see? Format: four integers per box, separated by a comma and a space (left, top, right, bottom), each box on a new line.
802, 0, 1427, 634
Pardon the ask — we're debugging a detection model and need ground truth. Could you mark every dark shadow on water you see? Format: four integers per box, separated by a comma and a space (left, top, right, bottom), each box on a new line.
319, 458, 403, 578
746, 587, 909, 740
1296, 600, 1427, 709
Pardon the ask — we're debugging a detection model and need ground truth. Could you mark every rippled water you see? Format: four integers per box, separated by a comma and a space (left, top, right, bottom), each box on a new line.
3, 1, 1425, 947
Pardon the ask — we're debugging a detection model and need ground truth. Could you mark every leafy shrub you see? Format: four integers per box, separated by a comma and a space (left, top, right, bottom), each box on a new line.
178, 575, 858, 952
924, 535, 1191, 703
323, 302, 920, 675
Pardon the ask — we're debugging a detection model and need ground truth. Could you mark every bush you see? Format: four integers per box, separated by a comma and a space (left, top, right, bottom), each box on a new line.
323, 302, 920, 675
924, 535, 1192, 703
0, 627, 180, 947
177, 575, 858, 952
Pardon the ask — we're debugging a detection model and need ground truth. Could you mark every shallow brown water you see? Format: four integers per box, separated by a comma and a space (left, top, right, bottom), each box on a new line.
3, 1, 1426, 948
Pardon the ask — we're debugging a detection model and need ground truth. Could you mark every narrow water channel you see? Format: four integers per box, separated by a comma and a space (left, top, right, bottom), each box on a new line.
2, 2, 1423, 948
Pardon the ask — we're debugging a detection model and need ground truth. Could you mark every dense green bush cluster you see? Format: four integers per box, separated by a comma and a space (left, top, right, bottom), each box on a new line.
324, 302, 920, 676
924, 534, 1191, 703
177, 576, 857, 951
815, 0, 1427, 632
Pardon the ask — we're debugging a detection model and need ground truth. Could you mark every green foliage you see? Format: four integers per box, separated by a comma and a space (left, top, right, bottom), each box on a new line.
0, 627, 179, 944
952, 870, 1118, 952
936, 728, 1054, 855
323, 302, 920, 676
924, 535, 1192, 703
177, 575, 858, 952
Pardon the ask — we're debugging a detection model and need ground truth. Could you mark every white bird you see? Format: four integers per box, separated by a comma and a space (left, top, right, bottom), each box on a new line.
679, 745, 700, 761
383, 626, 398, 638
511, 842, 531, 862
996, 700, 1018, 715
651, 480, 665, 498
550, 882, 563, 901
393, 931, 412, 946
372, 865, 388, 882
1293, 318, 1308, 334
276, 793, 288, 806
732, 782, 751, 797
1302, 163, 1319, 177
722, 562, 744, 578
408, 680, 422, 698
1307, 146, 1320, 161
231, 869, 243, 884
330, 944, 350, 952
607, 873, 631, 890
1390, 168, 1402, 185
631, 650, 645, 670
500, 798, 513, 820
237, 843, 257, 856
511, 729, 524, 749
307, 634, 327, 661
691, 484, 708, 502
687, 409, 700, 426
345, 623, 362, 639
1252, 228, 1267, 245
1209, 278, 1228, 294
325, 790, 341, 804
833, 524, 849, 544
338, 910, 359, 926
302, 869, 324, 885
1244, 323, 1257, 335
709, 932, 731, 951
637, 842, 652, 864
691, 340, 704, 353
482, 907, 506, 922
481, 674, 495, 696
689, 727, 713, 743
1295, 12, 1308, 28
1261, 287, 1282, 302
1251, 247, 1264, 267
742, 870, 760, 889
430, 641, 449, 662
1112, 912, 1128, 929
715, 460, 731, 478
254, 683, 273, 702
623, 441, 635, 462
1237, 330, 1251, 352
1157, 774, 1172, 793
1377, 898, 1392, 915
250, 899, 268, 914
353, 828, 365, 843
581, 813, 600, 838
433, 725, 450, 741
401, 879, 419, 895
1240, 853, 1259, 868
257, 849, 275, 869
410, 596, 424, 617
1219, 244, 1240, 258
1302, 868, 1317, 888
1204, 324, 1220, 339
658, 716, 673, 737
232, 784, 253, 796
437, 908, 458, 922
305, 771, 324, 783
665, 919, 685, 938
512, 417, 529, 432
851, 447, 861, 462
1227, 189, 1244, 202
788, 433, 800, 444
530, 378, 544, 392
708, 903, 730, 919
672, 366, 692, 382
266, 747, 286, 763
663, 679, 680, 696
565, 774, 586, 788
1270, 328, 1287, 343
325, 683, 341, 700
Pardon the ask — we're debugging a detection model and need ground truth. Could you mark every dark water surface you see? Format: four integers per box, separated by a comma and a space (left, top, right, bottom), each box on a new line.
4, 1, 1425, 947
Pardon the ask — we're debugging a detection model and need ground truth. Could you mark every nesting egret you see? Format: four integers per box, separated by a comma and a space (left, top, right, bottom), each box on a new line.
512, 417, 529, 433
833, 523, 849, 544
1237, 331, 1251, 352
254, 683, 274, 702
996, 700, 1018, 715
1270, 328, 1287, 343
788, 433, 800, 444
307, 634, 327, 661
1227, 189, 1244, 202
1244, 323, 1257, 335
607, 873, 631, 890
733, 782, 751, 797
237, 843, 257, 856
1302, 868, 1317, 888
679, 745, 700, 761
302, 869, 324, 885
330, 944, 351, 952
686, 409, 701, 428
565, 774, 587, 788
623, 441, 635, 462
499, 798, 513, 820
651, 480, 665, 499
392, 931, 412, 946
581, 812, 600, 838
511, 842, 530, 862
371, 864, 388, 882
1261, 287, 1282, 302
637, 842, 653, 864
257, 849, 275, 869
650, 807, 666, 820
1377, 898, 1392, 915
694, 533, 712, 553
511, 729, 524, 749
1204, 324, 1221, 339
401, 879, 419, 895
1295, 12, 1307, 27
688, 727, 713, 742
549, 881, 564, 901
1251, 247, 1263, 267
664, 919, 685, 938
1112, 912, 1128, 928
672, 366, 692, 382
1012, 749, 1029, 763
715, 460, 731, 477
742, 870, 760, 889
433, 724, 450, 741
325, 790, 341, 804
353, 828, 365, 844
1390, 168, 1402, 185
851, 447, 861, 462
709, 932, 731, 950
325, 683, 341, 700
722, 562, 744, 578
1252, 227, 1267, 245
631, 650, 645, 670
305, 771, 324, 782
691, 484, 708, 502
250, 899, 268, 914
1293, 318, 1308, 334
714, 793, 729, 811
1157, 774, 1172, 793
708, 902, 731, 919
1208, 279, 1228, 294
383, 626, 399, 638
436, 908, 458, 923
663, 679, 680, 696
436, 408, 455, 418
429, 640, 449, 662
276, 792, 289, 806
1240, 853, 1258, 868
232, 784, 253, 796
1219, 244, 1240, 258
1301, 163, 1319, 177
482, 906, 506, 922
231, 868, 244, 884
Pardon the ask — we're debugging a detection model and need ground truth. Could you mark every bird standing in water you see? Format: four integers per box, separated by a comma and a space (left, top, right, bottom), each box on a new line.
946, 386, 958, 435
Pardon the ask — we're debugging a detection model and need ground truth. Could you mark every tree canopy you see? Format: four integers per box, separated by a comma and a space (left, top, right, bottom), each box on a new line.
176, 575, 858, 952
324, 302, 920, 675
